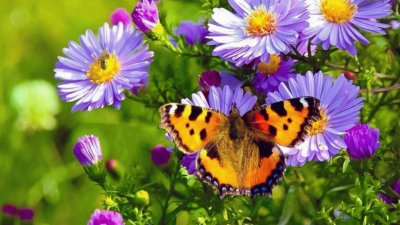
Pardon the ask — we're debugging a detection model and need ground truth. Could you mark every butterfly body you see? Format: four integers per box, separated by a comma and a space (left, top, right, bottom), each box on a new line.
159, 97, 321, 197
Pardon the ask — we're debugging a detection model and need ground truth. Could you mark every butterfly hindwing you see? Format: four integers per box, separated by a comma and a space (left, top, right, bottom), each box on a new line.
245, 97, 321, 147
242, 140, 286, 197
159, 103, 226, 153
196, 144, 241, 197
196, 139, 285, 197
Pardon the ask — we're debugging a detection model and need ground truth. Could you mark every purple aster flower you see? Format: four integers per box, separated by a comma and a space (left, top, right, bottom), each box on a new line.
87, 209, 124, 225
392, 179, 400, 194
73, 135, 103, 166
55, 23, 153, 112
131, 0, 162, 33
390, 20, 400, 30
175, 20, 208, 45
252, 55, 295, 94
110, 8, 131, 26
304, 0, 391, 55
151, 144, 173, 166
18, 208, 34, 221
208, 0, 309, 66
198, 70, 243, 93
266, 71, 363, 166
2, 204, 18, 217
378, 192, 394, 204
378, 178, 400, 204
179, 85, 257, 173
344, 124, 380, 159
181, 151, 198, 175
182, 85, 257, 116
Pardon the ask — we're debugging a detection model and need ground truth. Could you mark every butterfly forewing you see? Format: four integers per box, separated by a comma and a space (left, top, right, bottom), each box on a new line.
245, 97, 321, 147
159, 103, 227, 154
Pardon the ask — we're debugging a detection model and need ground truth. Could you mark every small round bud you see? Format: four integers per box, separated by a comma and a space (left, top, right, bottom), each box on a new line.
133, 190, 150, 207
343, 71, 357, 80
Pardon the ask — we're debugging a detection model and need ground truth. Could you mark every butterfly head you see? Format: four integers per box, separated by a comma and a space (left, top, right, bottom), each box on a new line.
229, 103, 240, 117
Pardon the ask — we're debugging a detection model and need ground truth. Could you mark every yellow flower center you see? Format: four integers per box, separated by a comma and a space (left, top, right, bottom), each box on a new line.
245, 6, 276, 36
87, 51, 121, 84
307, 110, 328, 135
320, 0, 357, 24
257, 55, 281, 75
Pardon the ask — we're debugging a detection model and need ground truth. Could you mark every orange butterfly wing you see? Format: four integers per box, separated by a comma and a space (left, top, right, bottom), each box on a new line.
241, 140, 285, 196
159, 103, 226, 154
245, 97, 321, 147
196, 139, 285, 197
196, 145, 241, 197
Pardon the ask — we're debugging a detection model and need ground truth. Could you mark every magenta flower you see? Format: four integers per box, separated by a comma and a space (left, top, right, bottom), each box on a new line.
198, 70, 243, 93
73, 135, 103, 166
2, 204, 18, 217
151, 145, 173, 166
87, 209, 124, 225
110, 8, 131, 26
344, 124, 380, 159
18, 208, 35, 221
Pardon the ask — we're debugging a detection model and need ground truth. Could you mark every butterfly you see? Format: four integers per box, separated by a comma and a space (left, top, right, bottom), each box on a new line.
159, 97, 321, 197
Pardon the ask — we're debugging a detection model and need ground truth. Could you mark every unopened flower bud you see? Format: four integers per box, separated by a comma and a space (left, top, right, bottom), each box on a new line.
131, 0, 166, 40
106, 159, 124, 180
151, 145, 173, 166
343, 71, 357, 80
133, 190, 150, 207
73, 135, 106, 184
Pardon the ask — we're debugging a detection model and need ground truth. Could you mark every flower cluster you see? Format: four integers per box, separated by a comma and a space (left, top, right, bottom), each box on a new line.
51, 0, 396, 223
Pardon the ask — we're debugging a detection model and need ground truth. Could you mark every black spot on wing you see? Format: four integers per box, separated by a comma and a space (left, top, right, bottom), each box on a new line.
189, 106, 203, 121
304, 97, 320, 118
270, 101, 287, 116
269, 125, 277, 136
283, 124, 288, 130
260, 108, 269, 120
289, 98, 304, 112
256, 140, 274, 158
164, 105, 172, 113
190, 129, 194, 135
185, 123, 189, 128
175, 105, 185, 117
200, 128, 207, 140
287, 118, 292, 123
206, 144, 220, 160
205, 111, 212, 123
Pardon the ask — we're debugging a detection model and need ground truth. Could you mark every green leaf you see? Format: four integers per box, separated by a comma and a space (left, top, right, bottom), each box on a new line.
343, 156, 350, 173
278, 185, 298, 225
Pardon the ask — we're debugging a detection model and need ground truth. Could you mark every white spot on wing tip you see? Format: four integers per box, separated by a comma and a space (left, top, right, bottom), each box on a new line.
300, 98, 309, 107
169, 104, 177, 114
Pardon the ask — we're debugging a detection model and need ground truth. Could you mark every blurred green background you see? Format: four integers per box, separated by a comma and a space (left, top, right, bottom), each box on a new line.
1, 0, 400, 224
0, 0, 206, 224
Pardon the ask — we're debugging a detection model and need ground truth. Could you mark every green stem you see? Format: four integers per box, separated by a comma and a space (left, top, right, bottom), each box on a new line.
158, 156, 181, 225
